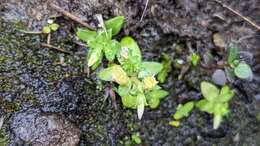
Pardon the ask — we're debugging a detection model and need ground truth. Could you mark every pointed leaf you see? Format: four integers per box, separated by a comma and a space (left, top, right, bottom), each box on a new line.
200, 81, 220, 101
228, 45, 239, 66
137, 93, 146, 120
98, 65, 129, 85
77, 28, 97, 43
219, 85, 234, 102
138, 62, 163, 78
105, 16, 124, 36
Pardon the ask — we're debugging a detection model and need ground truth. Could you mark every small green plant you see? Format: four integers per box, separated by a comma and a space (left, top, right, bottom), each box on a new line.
227, 45, 253, 80
173, 101, 194, 120
170, 101, 194, 128
77, 16, 124, 69
131, 133, 142, 145
77, 16, 168, 119
42, 19, 59, 34
99, 37, 168, 119
196, 81, 235, 129
190, 53, 200, 66
157, 53, 172, 83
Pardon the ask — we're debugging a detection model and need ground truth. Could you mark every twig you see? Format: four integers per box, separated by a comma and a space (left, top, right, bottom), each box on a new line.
140, 0, 149, 22
41, 43, 71, 54
214, 0, 260, 31
48, 2, 95, 30
18, 29, 42, 34
47, 33, 51, 44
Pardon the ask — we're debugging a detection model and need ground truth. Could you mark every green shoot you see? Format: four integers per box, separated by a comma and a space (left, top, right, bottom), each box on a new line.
196, 81, 235, 129
42, 19, 59, 33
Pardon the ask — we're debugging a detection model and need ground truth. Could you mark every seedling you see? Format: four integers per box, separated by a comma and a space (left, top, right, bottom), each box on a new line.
77, 16, 124, 70
190, 53, 200, 66
170, 101, 194, 128
227, 45, 253, 80
158, 53, 172, 83
131, 133, 142, 144
42, 19, 59, 34
196, 81, 235, 129
173, 101, 194, 120
99, 36, 168, 119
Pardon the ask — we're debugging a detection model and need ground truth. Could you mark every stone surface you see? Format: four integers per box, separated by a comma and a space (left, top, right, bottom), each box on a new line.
212, 69, 227, 86
10, 109, 80, 146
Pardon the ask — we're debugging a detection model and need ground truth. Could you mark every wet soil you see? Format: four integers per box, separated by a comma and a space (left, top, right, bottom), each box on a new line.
0, 0, 260, 145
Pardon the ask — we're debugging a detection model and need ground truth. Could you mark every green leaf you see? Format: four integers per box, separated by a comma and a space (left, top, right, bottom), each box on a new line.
50, 23, 59, 31
121, 95, 137, 109
87, 48, 102, 67
213, 115, 222, 129
196, 99, 215, 114
158, 53, 171, 83
219, 85, 234, 102
228, 45, 239, 66
105, 16, 124, 36
76, 28, 97, 43
117, 84, 131, 97
196, 99, 207, 109
191, 53, 200, 66
146, 89, 169, 109
103, 40, 121, 62
138, 62, 163, 78
98, 65, 129, 85
119, 36, 142, 63
137, 93, 146, 119
131, 133, 142, 144
200, 81, 220, 101
234, 62, 253, 79
42, 26, 51, 33
173, 102, 194, 120
214, 103, 229, 116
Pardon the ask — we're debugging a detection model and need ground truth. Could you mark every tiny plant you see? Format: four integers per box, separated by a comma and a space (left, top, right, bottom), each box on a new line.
227, 45, 253, 80
77, 16, 168, 119
196, 81, 235, 129
173, 101, 194, 120
42, 19, 59, 34
77, 16, 124, 70
157, 53, 172, 83
131, 133, 142, 145
190, 53, 200, 66
170, 101, 194, 127
99, 37, 168, 119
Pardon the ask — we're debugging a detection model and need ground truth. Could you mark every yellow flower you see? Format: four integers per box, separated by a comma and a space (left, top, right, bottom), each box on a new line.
143, 76, 158, 89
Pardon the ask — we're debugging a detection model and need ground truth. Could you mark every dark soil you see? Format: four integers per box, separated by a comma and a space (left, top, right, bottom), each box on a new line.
0, 0, 260, 145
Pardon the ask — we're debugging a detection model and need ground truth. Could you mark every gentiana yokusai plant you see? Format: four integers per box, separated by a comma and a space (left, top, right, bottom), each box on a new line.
76, 16, 168, 119
227, 44, 253, 80
196, 81, 235, 129
98, 37, 168, 119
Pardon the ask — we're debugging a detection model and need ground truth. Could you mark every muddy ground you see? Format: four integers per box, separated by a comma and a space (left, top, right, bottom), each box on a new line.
0, 0, 260, 145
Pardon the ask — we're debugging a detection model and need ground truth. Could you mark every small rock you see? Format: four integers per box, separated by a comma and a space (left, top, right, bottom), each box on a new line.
10, 109, 80, 146
213, 33, 225, 50
212, 69, 227, 85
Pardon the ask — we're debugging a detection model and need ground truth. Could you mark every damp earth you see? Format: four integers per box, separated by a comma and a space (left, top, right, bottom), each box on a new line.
0, 0, 260, 145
